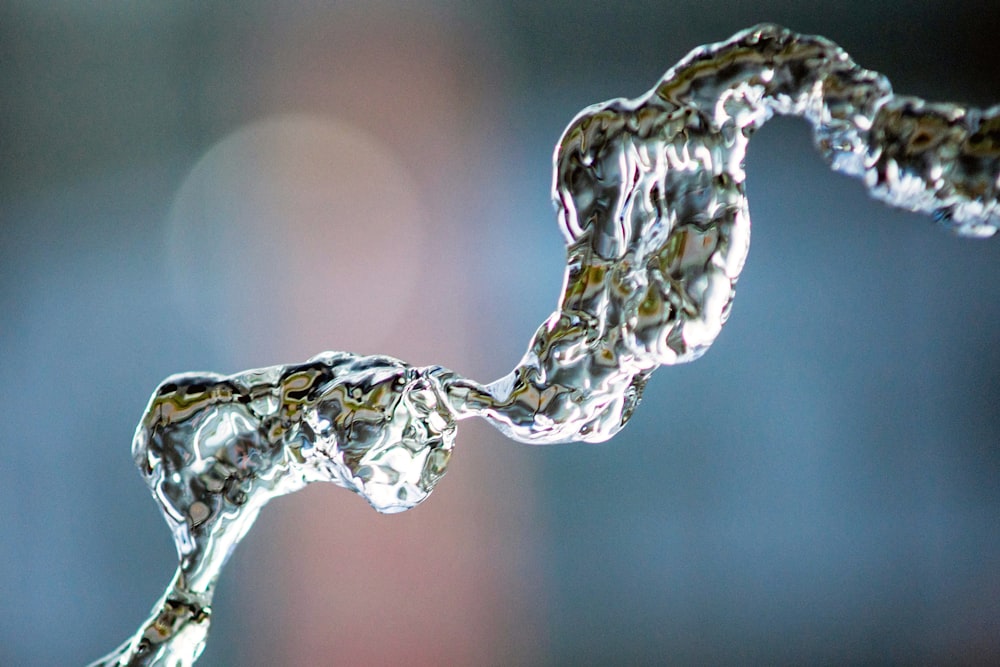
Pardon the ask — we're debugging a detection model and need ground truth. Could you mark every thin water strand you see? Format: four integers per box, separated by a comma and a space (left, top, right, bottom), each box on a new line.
90, 24, 999, 666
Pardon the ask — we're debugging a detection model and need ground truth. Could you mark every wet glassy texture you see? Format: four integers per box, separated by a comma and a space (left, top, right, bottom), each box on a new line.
90, 24, 999, 666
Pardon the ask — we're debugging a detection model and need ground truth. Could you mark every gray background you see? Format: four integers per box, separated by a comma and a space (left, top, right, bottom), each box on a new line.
2, 2, 998, 665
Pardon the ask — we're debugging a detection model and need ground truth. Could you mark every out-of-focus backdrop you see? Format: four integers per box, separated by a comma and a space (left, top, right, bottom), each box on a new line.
2, 2, 999, 665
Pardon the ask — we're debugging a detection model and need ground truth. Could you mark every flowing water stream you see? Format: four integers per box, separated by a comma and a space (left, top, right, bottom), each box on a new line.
90, 24, 999, 666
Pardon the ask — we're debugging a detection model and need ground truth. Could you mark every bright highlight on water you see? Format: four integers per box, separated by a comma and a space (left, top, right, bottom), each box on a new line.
90, 24, 1000, 666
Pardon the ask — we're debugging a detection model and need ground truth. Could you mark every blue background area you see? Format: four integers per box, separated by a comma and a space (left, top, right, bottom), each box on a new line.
2, 2, 998, 664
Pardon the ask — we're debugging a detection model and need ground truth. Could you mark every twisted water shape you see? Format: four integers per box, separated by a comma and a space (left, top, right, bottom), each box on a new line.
92, 24, 999, 666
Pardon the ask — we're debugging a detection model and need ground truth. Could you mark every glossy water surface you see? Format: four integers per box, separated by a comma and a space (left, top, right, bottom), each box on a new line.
90, 24, 999, 666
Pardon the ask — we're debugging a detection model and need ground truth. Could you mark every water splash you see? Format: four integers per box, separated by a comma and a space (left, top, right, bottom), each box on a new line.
91, 24, 999, 666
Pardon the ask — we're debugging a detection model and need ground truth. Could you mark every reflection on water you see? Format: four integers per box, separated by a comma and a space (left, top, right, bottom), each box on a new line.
2, 4, 999, 666
92, 24, 999, 666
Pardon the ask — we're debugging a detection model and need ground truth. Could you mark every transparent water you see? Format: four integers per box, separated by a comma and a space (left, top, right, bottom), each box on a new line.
90, 24, 999, 666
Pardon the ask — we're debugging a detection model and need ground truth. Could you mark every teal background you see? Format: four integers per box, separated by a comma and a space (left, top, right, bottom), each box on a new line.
2, 2, 998, 664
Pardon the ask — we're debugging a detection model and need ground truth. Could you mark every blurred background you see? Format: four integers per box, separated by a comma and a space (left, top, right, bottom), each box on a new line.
2, 1, 999, 664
